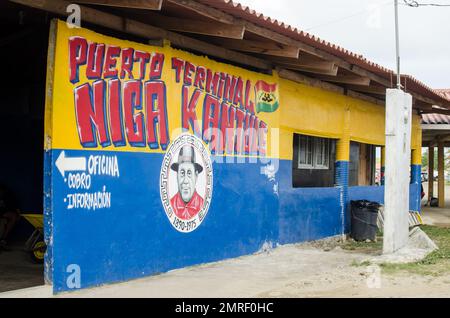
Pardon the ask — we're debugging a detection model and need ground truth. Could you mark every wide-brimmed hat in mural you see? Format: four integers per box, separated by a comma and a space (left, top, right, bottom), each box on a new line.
170, 145, 203, 174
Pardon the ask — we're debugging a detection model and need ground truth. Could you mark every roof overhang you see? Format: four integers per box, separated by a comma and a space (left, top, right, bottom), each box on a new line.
421, 124, 450, 131
5, 0, 450, 113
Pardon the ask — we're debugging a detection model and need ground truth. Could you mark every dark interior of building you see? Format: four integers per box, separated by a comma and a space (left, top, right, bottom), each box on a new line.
0, 0, 160, 293
0, 2, 49, 292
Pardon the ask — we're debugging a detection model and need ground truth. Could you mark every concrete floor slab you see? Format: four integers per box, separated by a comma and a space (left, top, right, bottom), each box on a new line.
421, 183, 450, 227
2, 241, 450, 298
0, 241, 44, 293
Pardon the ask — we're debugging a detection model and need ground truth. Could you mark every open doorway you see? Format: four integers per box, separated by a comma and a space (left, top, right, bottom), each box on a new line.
349, 142, 380, 186
0, 2, 49, 292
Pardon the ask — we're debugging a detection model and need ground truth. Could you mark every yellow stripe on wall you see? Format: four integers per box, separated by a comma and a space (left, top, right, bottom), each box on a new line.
278, 77, 423, 161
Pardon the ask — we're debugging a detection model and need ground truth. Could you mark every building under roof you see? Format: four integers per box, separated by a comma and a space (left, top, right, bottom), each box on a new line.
422, 89, 450, 147
421, 88, 449, 208
5, 0, 450, 115
0, 0, 448, 293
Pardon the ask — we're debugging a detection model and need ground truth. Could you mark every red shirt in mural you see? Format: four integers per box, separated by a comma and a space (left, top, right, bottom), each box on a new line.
170, 191, 204, 220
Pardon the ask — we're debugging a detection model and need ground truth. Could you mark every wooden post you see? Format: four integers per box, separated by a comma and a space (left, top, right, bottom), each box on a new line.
428, 146, 434, 202
438, 142, 445, 208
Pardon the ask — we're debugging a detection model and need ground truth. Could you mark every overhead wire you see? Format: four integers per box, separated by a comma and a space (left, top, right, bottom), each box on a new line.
304, 0, 450, 32
403, 0, 450, 7
304, 1, 392, 32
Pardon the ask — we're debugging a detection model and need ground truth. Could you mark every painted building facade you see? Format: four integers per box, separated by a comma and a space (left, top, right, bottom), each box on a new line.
43, 20, 423, 292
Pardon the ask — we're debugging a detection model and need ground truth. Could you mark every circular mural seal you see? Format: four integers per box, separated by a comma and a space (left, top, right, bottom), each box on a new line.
160, 133, 213, 233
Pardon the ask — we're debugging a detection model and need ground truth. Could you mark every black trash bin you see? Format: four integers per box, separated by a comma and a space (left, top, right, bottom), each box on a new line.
350, 200, 380, 241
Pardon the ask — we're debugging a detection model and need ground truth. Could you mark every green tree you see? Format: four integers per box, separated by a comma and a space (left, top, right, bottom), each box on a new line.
446, 148, 450, 170
422, 152, 428, 168
421, 149, 438, 170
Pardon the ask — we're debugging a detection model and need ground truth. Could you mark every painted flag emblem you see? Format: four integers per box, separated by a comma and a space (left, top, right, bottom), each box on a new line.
255, 80, 279, 113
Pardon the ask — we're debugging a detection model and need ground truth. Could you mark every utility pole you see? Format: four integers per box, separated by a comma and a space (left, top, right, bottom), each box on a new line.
383, 0, 413, 254
394, 0, 402, 89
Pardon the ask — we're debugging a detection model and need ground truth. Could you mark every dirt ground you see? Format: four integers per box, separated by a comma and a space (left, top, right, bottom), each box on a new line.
1, 236, 450, 298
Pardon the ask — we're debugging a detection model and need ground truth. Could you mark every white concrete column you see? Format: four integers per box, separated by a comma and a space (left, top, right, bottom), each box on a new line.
383, 89, 412, 254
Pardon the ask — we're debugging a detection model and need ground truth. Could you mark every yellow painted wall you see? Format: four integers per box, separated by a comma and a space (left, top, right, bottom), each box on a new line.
48, 20, 280, 157
411, 115, 423, 165
278, 77, 423, 163
49, 20, 423, 164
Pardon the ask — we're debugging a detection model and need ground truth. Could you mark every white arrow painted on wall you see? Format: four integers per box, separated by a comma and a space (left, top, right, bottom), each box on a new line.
55, 151, 86, 177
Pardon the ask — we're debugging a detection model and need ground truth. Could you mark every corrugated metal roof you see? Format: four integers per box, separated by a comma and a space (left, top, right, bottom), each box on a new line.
197, 0, 450, 107
422, 113, 450, 124
435, 89, 450, 100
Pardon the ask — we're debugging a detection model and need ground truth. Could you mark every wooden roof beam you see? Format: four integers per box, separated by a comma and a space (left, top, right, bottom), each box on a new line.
277, 68, 344, 94
269, 55, 335, 69
346, 85, 386, 96
244, 22, 393, 86
167, 0, 235, 24
346, 90, 384, 106
409, 91, 450, 110
262, 55, 337, 75
278, 68, 384, 105
278, 63, 338, 76
316, 75, 371, 86
416, 102, 436, 112
214, 38, 299, 58
420, 108, 450, 116
10, 0, 271, 71
145, 13, 245, 39
75, 0, 163, 10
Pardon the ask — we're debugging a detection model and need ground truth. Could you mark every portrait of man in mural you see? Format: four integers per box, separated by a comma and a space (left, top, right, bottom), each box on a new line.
170, 145, 205, 220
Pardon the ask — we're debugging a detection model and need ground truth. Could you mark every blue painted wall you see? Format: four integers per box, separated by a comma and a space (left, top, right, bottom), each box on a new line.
278, 160, 342, 244
47, 151, 422, 292
44, 150, 53, 284
349, 186, 385, 204
335, 161, 350, 233
410, 164, 422, 212
49, 149, 279, 292
349, 184, 421, 212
